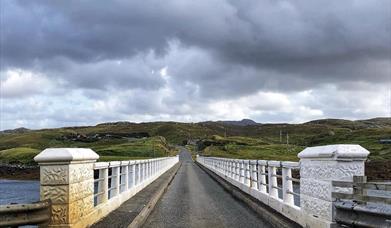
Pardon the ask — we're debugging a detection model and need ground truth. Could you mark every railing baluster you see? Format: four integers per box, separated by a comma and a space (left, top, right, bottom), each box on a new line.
245, 160, 251, 187
94, 163, 109, 205
113, 164, 120, 197
137, 161, 141, 185
282, 163, 294, 205
268, 161, 279, 198
236, 160, 240, 181
258, 160, 267, 193
123, 162, 129, 191
250, 161, 258, 190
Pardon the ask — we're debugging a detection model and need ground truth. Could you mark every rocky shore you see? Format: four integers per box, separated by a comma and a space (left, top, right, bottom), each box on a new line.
0, 164, 39, 180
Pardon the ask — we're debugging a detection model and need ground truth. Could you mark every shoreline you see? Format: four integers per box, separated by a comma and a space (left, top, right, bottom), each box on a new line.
0, 165, 40, 180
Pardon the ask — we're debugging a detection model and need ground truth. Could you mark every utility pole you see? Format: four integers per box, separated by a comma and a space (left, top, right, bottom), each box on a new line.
286, 132, 289, 152
152, 141, 155, 158
279, 130, 282, 143
286, 132, 289, 146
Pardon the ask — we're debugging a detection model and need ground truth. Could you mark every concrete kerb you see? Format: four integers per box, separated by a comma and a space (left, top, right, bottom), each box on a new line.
195, 161, 301, 228
127, 162, 182, 228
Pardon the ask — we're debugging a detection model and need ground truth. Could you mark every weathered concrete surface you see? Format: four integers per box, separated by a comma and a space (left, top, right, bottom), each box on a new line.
91, 163, 180, 228
144, 148, 273, 228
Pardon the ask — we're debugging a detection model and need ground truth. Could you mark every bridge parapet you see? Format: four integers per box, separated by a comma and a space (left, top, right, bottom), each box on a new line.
298, 144, 369, 227
197, 144, 370, 228
34, 148, 179, 228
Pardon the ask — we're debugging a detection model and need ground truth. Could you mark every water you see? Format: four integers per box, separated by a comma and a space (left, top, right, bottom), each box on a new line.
277, 183, 300, 207
0, 179, 40, 205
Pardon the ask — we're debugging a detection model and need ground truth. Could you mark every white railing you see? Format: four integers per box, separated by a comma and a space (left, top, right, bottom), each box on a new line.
93, 157, 178, 207
197, 157, 300, 211
197, 144, 371, 228
34, 148, 179, 227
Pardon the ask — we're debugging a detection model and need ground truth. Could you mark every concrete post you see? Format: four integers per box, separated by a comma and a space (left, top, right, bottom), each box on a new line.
110, 162, 120, 198
239, 161, 245, 183
282, 165, 294, 205
34, 148, 99, 227
144, 161, 147, 179
149, 161, 152, 178
298, 144, 369, 227
231, 160, 235, 179
153, 160, 156, 176
122, 162, 129, 192
95, 163, 108, 205
224, 160, 227, 176
230, 160, 233, 178
236, 160, 240, 181
268, 161, 279, 198
146, 161, 149, 179
142, 161, 146, 181
258, 160, 267, 193
250, 161, 258, 190
245, 160, 251, 186
137, 162, 141, 185
131, 161, 136, 188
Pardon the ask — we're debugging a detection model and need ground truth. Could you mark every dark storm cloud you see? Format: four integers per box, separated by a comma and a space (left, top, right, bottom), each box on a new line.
2, 0, 390, 78
1, 0, 390, 129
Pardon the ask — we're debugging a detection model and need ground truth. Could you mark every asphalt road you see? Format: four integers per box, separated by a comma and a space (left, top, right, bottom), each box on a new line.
143, 148, 273, 228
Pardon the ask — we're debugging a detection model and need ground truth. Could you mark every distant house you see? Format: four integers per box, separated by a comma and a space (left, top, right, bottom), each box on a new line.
379, 139, 391, 144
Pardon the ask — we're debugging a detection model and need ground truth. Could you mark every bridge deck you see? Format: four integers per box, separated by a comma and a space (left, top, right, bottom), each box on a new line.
144, 148, 273, 228
92, 163, 180, 228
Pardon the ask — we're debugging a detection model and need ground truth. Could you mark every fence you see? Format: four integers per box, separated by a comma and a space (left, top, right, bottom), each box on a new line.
197, 144, 375, 228
197, 157, 302, 222
332, 176, 391, 227
0, 199, 52, 227
93, 157, 178, 207
198, 157, 301, 206
33, 148, 179, 228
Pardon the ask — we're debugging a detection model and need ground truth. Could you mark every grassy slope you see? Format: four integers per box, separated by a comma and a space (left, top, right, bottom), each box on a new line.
0, 118, 390, 164
199, 135, 304, 161
197, 119, 391, 161
0, 135, 176, 165
0, 147, 41, 165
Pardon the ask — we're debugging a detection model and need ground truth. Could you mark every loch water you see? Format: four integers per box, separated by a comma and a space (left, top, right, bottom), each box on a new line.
0, 179, 40, 205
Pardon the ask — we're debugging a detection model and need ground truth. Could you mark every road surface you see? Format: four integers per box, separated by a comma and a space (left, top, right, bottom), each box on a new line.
144, 148, 273, 228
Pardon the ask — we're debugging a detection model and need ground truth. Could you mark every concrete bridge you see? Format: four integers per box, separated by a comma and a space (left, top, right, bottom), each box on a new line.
4, 144, 390, 227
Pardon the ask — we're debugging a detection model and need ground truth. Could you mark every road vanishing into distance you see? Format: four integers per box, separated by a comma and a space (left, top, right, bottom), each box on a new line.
144, 148, 273, 228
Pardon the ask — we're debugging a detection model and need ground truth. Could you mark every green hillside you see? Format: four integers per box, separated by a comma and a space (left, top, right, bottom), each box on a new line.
0, 135, 176, 165
0, 118, 390, 165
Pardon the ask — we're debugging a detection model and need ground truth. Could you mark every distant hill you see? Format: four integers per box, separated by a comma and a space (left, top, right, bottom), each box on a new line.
0, 127, 31, 134
216, 119, 259, 126
305, 118, 391, 129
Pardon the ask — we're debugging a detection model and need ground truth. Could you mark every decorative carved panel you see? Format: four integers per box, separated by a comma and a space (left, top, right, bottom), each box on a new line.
69, 195, 94, 223
51, 205, 68, 224
41, 185, 68, 204
69, 164, 94, 184
41, 166, 68, 185
301, 195, 332, 220
300, 178, 331, 201
69, 180, 94, 202
300, 162, 364, 180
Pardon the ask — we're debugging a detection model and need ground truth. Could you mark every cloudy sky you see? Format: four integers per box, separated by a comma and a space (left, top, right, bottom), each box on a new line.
0, 0, 390, 130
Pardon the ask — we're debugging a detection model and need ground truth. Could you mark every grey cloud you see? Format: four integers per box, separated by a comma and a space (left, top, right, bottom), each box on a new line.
1, 0, 390, 129
3, 1, 390, 71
